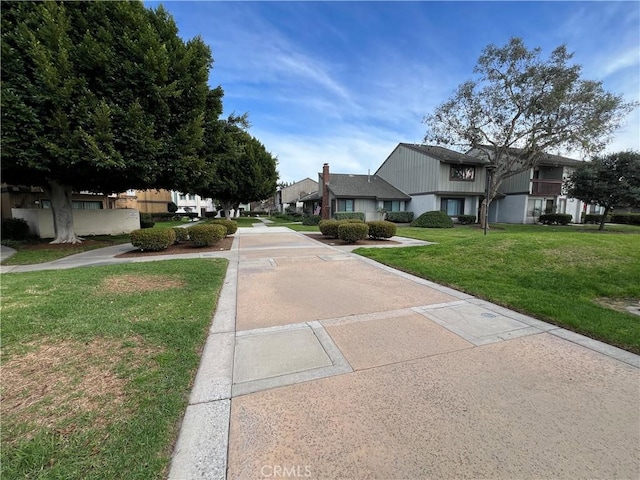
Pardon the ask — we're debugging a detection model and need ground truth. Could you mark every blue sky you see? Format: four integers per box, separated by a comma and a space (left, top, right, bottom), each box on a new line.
147, 1, 640, 183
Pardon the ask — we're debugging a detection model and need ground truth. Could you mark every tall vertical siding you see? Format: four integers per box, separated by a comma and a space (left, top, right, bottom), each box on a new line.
377, 146, 440, 193
499, 170, 532, 194
377, 146, 486, 194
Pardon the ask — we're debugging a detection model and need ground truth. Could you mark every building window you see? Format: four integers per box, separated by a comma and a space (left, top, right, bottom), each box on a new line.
337, 199, 354, 212
440, 198, 464, 216
383, 200, 401, 211
450, 165, 475, 181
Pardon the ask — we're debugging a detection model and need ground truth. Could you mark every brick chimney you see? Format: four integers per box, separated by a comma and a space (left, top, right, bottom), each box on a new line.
322, 163, 330, 220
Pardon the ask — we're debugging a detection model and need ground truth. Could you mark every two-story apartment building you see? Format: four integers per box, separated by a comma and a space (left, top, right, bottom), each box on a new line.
376, 144, 490, 221
467, 147, 600, 224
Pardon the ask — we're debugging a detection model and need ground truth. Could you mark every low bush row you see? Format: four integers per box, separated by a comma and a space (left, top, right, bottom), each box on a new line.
333, 212, 365, 221
385, 211, 414, 223
302, 215, 321, 226
319, 219, 396, 242
130, 219, 237, 251
610, 213, 640, 225
457, 214, 476, 225
539, 213, 572, 225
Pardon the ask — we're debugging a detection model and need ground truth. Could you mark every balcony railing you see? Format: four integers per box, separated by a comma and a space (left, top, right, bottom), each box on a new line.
531, 179, 563, 196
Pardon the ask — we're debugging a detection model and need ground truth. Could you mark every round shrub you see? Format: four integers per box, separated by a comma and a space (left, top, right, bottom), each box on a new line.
367, 220, 396, 239
1, 218, 30, 240
208, 218, 238, 236
189, 224, 226, 247
343, 218, 365, 223
172, 227, 190, 243
130, 228, 176, 251
319, 219, 341, 238
338, 222, 369, 243
302, 215, 321, 226
411, 211, 454, 228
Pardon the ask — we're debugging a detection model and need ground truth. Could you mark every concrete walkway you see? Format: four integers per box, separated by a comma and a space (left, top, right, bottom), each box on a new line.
3, 229, 638, 479
168, 227, 639, 480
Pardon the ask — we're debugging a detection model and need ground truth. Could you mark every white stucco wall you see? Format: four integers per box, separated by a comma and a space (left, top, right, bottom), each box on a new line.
12, 208, 140, 238
406, 194, 437, 217
493, 195, 528, 224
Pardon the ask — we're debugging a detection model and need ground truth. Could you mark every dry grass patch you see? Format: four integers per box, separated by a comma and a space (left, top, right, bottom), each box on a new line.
1, 337, 161, 444
594, 297, 640, 316
99, 274, 185, 294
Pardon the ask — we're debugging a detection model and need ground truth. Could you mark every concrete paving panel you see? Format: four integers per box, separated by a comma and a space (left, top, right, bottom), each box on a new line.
324, 312, 473, 370
236, 260, 456, 331
239, 247, 330, 261
228, 334, 639, 479
233, 327, 332, 384
239, 233, 317, 249
422, 303, 540, 345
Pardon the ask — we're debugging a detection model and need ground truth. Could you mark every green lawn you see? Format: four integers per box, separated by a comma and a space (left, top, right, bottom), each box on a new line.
355, 224, 640, 353
233, 217, 261, 227
1, 234, 132, 266
1, 259, 227, 479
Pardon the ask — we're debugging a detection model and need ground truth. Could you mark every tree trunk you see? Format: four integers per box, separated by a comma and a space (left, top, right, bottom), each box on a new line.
479, 198, 488, 230
599, 206, 610, 231
220, 201, 232, 219
43, 180, 83, 244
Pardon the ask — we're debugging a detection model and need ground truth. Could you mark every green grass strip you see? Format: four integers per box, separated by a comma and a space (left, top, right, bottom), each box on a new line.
1, 259, 227, 479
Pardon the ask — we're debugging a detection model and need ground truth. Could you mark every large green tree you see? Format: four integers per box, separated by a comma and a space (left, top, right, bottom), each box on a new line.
423, 37, 637, 229
1, 1, 219, 242
565, 151, 640, 231
197, 113, 278, 219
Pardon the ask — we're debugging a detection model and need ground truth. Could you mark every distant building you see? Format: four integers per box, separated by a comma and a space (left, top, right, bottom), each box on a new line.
276, 178, 319, 213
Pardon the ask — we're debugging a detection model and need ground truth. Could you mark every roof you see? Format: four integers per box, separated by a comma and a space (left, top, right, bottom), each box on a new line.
470, 145, 583, 167
399, 143, 490, 165
299, 191, 321, 202
326, 174, 410, 200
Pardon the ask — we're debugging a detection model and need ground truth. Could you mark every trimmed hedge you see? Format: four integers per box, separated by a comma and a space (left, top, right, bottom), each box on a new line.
302, 215, 321, 226
334, 212, 365, 221
338, 222, 369, 243
208, 219, 238, 236
130, 228, 175, 251
140, 213, 155, 229
411, 211, 454, 228
539, 213, 572, 225
319, 219, 341, 238
457, 214, 476, 225
610, 213, 640, 225
584, 214, 607, 224
172, 227, 190, 243
367, 221, 396, 239
1, 218, 30, 240
385, 211, 414, 223
204, 211, 218, 218
188, 224, 226, 247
